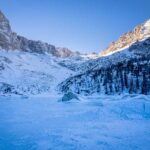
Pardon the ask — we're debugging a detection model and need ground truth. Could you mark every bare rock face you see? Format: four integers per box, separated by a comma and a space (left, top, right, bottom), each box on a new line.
0, 10, 75, 57
0, 10, 55, 53
0, 10, 13, 49
16, 35, 56, 54
100, 19, 150, 56
55, 47, 73, 57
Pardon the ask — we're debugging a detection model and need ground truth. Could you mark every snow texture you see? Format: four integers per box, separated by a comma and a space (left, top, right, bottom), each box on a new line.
0, 95, 150, 150
0, 50, 75, 95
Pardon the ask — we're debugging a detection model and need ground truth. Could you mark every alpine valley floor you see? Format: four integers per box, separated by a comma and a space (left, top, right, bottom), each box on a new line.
0, 94, 150, 150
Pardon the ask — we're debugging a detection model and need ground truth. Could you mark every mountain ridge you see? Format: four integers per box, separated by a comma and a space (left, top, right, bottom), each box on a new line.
99, 19, 150, 56
0, 9, 150, 96
0, 10, 80, 58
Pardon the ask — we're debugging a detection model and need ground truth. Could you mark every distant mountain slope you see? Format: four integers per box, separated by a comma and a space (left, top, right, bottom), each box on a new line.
0, 10, 96, 96
59, 54, 150, 95
100, 19, 150, 57
77, 37, 150, 73
0, 10, 82, 58
59, 34, 150, 95
0, 9, 150, 96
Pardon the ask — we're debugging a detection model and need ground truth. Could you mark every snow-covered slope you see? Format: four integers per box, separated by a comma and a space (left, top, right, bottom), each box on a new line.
141, 19, 150, 38
59, 37, 150, 95
0, 10, 93, 96
0, 50, 77, 95
77, 37, 150, 73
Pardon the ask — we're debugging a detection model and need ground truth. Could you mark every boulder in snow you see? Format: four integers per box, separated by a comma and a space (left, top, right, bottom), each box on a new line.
61, 92, 79, 102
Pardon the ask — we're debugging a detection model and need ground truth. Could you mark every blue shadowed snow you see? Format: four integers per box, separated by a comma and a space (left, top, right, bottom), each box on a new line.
0, 95, 150, 150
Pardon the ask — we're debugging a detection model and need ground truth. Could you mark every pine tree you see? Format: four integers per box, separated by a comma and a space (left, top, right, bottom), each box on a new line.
129, 78, 133, 94
142, 72, 147, 95
120, 70, 124, 91
136, 76, 139, 90
124, 71, 128, 88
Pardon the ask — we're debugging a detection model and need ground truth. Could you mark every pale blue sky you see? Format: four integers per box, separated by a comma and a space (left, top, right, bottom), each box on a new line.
0, 0, 150, 53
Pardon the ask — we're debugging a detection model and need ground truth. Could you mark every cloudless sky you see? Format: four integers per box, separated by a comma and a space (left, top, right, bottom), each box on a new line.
0, 0, 150, 53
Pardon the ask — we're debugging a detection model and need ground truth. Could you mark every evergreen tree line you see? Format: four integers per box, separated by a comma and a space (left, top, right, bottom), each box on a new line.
59, 55, 150, 95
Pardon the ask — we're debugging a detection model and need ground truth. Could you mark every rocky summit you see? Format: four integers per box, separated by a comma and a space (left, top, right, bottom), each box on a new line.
0, 10, 12, 49
100, 19, 150, 56
0, 10, 77, 57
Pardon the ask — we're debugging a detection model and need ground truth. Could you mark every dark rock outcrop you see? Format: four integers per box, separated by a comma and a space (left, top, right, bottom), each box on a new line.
61, 92, 79, 101
0, 10, 12, 49
0, 10, 75, 57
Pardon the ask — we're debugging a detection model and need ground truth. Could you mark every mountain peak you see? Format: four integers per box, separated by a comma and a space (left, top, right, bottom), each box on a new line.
0, 10, 12, 49
99, 19, 150, 57
141, 18, 150, 38
143, 18, 150, 26
0, 10, 77, 57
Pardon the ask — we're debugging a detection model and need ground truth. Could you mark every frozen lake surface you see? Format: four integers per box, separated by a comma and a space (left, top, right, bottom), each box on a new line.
0, 95, 150, 150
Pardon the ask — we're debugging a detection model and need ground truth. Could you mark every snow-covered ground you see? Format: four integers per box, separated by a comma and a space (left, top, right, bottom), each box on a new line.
0, 50, 75, 95
0, 94, 150, 150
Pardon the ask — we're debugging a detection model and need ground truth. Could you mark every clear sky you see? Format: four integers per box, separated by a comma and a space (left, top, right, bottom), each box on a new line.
0, 0, 150, 53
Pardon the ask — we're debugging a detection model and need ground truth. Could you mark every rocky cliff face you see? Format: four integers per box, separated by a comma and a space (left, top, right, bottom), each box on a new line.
15, 35, 56, 54
0, 10, 13, 49
0, 10, 76, 57
0, 10, 56, 53
55, 47, 73, 58
100, 19, 150, 56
